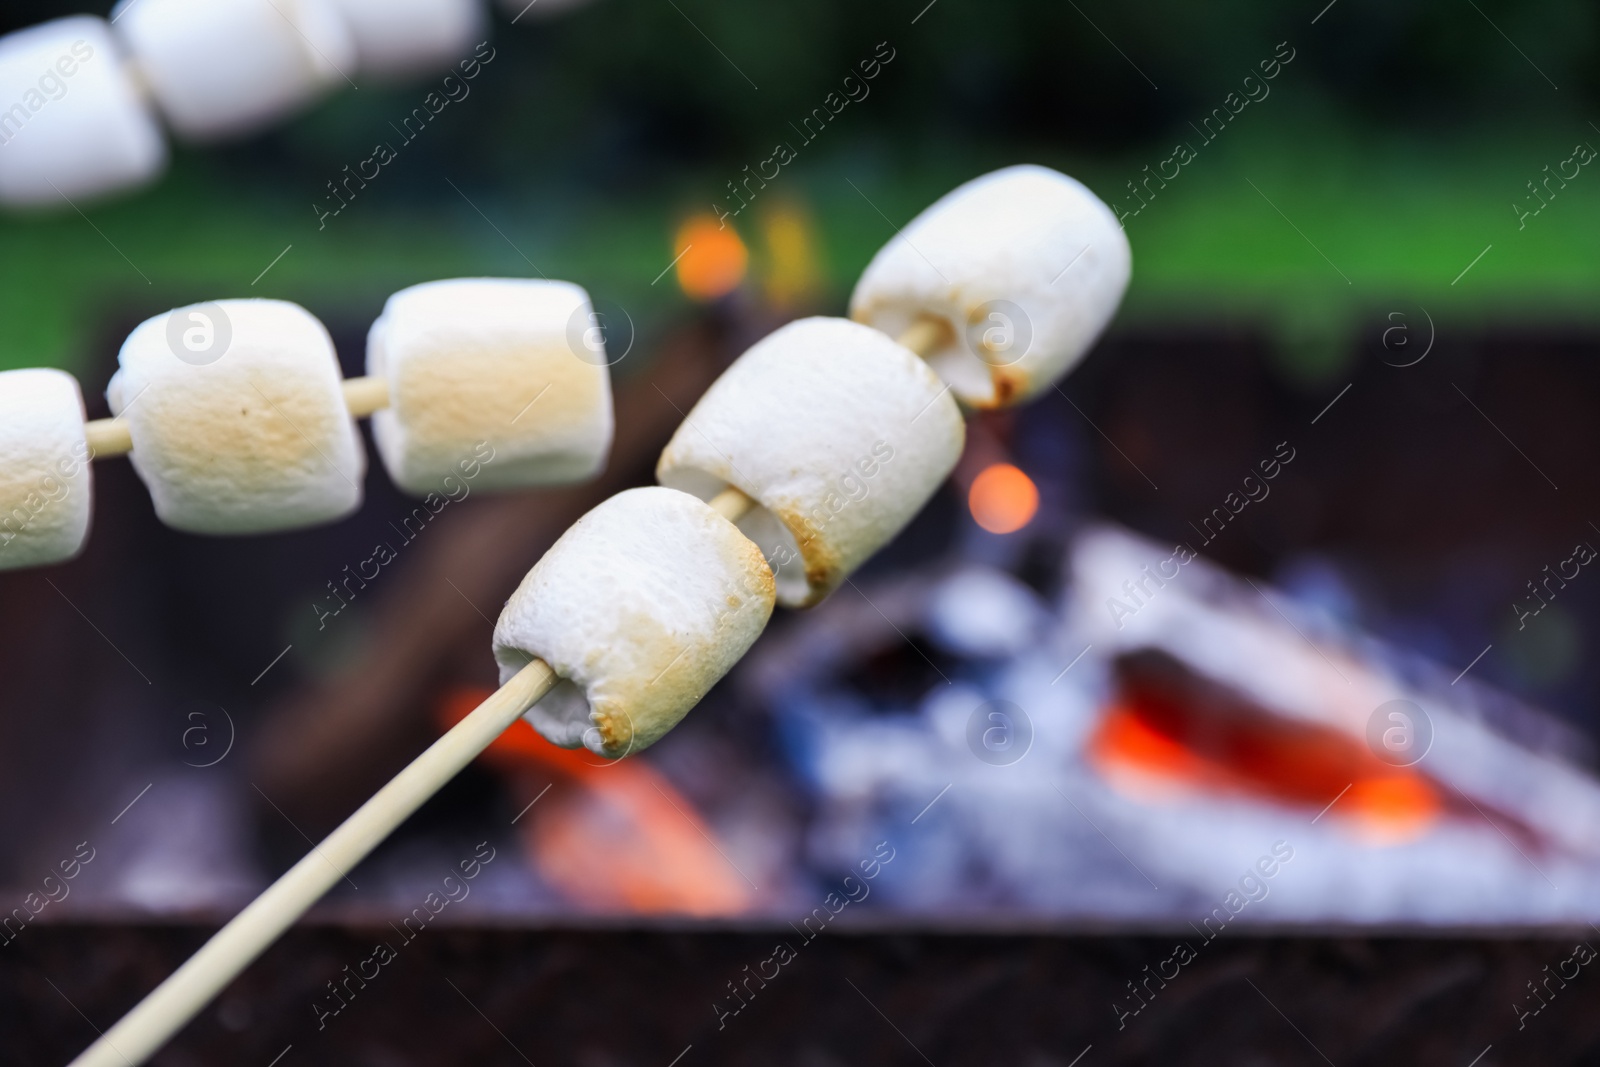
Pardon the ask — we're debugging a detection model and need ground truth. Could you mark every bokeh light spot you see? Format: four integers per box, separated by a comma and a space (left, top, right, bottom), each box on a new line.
673, 214, 748, 302
968, 463, 1038, 534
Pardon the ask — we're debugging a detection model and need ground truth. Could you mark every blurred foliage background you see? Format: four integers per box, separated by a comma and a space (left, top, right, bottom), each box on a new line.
1, 0, 1597, 383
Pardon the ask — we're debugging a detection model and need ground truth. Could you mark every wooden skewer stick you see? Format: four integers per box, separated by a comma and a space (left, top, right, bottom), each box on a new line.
341, 374, 391, 418
83, 418, 133, 459
81, 376, 394, 461
707, 484, 756, 523
68, 315, 951, 1067
67, 659, 558, 1067
896, 314, 954, 361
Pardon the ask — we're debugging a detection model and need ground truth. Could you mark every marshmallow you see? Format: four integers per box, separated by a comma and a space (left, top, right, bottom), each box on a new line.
0, 369, 92, 570
850, 164, 1130, 408
112, 0, 355, 141
368, 278, 613, 497
108, 299, 364, 535
494, 487, 774, 758
0, 17, 166, 208
657, 317, 964, 608
324, 0, 485, 80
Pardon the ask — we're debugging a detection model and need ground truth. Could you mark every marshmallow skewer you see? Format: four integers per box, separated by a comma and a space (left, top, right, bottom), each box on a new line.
80, 374, 393, 461
67, 164, 1129, 1067
2, 1, 595, 210
65, 320, 943, 1067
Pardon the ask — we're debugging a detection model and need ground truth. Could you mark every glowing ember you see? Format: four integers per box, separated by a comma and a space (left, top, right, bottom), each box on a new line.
1088, 682, 1445, 844
968, 463, 1039, 534
437, 688, 756, 915
673, 214, 749, 302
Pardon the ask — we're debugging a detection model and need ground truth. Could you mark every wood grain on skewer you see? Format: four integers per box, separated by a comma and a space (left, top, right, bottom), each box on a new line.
67, 658, 558, 1067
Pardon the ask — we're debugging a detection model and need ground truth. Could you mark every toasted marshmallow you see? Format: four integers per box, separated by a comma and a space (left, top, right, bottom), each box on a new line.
850, 164, 1130, 408
0, 369, 92, 570
368, 278, 613, 497
111, 0, 354, 141
493, 487, 774, 758
0, 17, 166, 208
108, 299, 364, 534
324, 0, 485, 80
657, 317, 964, 608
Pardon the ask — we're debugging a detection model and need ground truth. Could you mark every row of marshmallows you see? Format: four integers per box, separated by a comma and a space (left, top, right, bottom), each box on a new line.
489, 164, 1134, 760
0, 278, 614, 568
0, 0, 589, 208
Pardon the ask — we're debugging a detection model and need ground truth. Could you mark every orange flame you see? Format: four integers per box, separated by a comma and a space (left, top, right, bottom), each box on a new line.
968, 463, 1039, 534
438, 688, 756, 915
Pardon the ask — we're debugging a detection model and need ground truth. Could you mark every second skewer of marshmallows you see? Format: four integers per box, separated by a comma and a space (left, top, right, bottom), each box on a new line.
0, 0, 594, 208
0, 278, 615, 568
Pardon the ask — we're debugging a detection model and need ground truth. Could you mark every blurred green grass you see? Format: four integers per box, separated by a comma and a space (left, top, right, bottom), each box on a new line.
5, 110, 1597, 386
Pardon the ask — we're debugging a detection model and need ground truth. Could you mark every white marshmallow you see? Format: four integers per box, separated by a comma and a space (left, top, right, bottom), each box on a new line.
657, 317, 964, 608
0, 369, 92, 570
0, 17, 165, 208
493, 487, 774, 758
850, 164, 1131, 408
108, 299, 365, 534
324, 0, 485, 80
112, 0, 355, 141
368, 278, 614, 497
